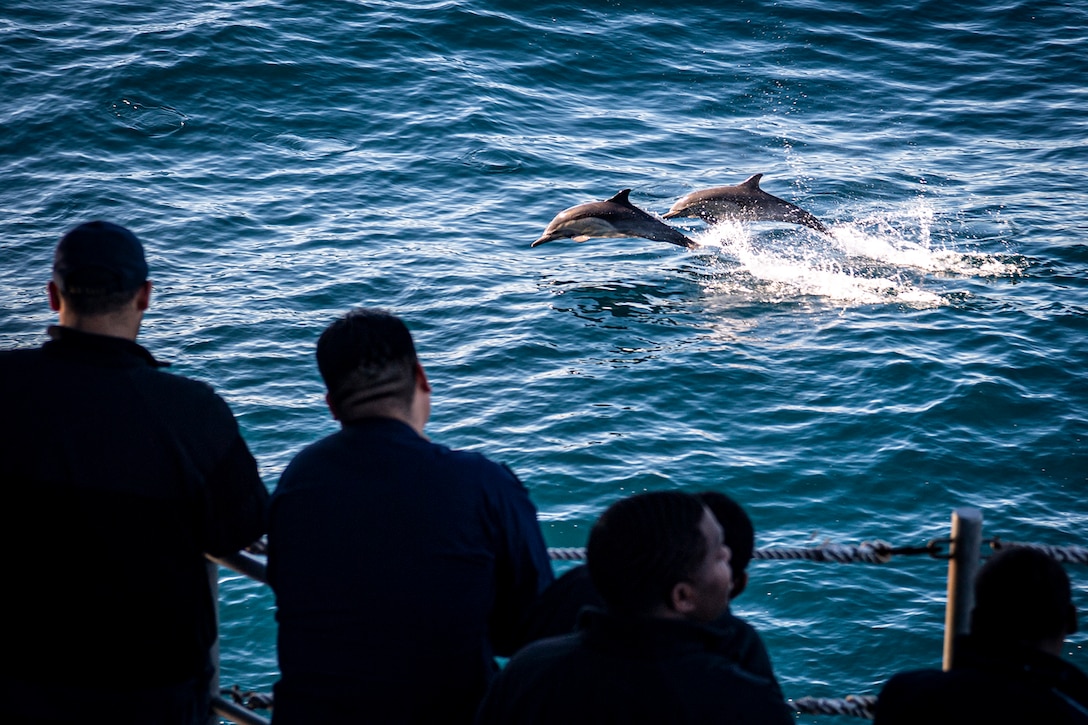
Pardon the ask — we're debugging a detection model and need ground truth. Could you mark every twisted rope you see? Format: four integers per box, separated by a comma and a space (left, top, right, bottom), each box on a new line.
221, 685, 274, 710
791, 695, 877, 719
547, 540, 938, 564
753, 541, 900, 564
990, 539, 1088, 565
216, 688, 881, 720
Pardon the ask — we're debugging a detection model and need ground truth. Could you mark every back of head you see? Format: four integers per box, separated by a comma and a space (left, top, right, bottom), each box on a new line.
970, 547, 1077, 647
317, 308, 419, 418
697, 491, 754, 575
53, 220, 148, 315
587, 490, 708, 618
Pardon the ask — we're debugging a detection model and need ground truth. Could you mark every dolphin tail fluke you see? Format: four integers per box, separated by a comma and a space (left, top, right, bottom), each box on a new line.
789, 209, 830, 235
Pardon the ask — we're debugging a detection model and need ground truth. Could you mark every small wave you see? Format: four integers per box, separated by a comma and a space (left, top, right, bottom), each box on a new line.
458, 148, 523, 174
110, 98, 188, 138
264, 133, 357, 159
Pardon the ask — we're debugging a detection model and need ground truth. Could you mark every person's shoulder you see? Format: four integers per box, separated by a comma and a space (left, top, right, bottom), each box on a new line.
506, 632, 584, 671
873, 667, 967, 724
0, 345, 43, 370
147, 366, 216, 392
0, 343, 48, 364
0, 344, 40, 358
0, 347, 40, 399
276, 430, 344, 479
139, 365, 234, 414
438, 445, 522, 488
674, 651, 792, 724
879, 667, 949, 696
713, 610, 760, 638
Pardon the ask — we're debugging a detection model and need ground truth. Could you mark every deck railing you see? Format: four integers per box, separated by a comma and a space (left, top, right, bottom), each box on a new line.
205, 507, 1087, 723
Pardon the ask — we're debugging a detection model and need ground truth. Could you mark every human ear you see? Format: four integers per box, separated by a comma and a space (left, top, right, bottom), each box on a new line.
670, 581, 697, 616
415, 362, 432, 393
135, 281, 152, 311
325, 392, 340, 421
48, 281, 62, 312
731, 571, 749, 600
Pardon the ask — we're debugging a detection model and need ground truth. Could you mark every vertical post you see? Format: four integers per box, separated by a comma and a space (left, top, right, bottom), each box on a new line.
942, 507, 982, 671
207, 560, 221, 725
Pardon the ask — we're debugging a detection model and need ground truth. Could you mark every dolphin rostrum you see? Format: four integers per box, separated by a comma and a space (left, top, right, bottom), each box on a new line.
532, 189, 698, 249
663, 174, 829, 234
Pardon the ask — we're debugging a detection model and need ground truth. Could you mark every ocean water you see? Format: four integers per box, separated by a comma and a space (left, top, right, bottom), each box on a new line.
2, 0, 1086, 721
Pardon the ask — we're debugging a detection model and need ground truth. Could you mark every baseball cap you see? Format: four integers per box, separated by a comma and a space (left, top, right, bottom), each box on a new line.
53, 221, 148, 295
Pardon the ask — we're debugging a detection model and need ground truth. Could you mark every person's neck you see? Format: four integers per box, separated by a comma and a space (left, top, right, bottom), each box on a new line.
1036, 636, 1065, 658
339, 405, 428, 438
58, 312, 141, 342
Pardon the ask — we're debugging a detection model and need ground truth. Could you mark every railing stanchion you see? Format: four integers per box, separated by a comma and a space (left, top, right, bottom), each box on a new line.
208, 560, 221, 725
942, 507, 982, 671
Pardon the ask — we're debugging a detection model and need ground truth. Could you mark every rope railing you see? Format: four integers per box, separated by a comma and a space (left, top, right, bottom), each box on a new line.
215, 689, 886, 720
217, 537, 1088, 575
209, 524, 1087, 723
791, 695, 878, 719
547, 539, 946, 564
211, 693, 270, 725
989, 539, 1088, 565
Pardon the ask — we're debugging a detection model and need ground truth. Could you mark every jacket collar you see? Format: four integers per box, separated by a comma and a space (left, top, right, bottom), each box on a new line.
45, 325, 168, 368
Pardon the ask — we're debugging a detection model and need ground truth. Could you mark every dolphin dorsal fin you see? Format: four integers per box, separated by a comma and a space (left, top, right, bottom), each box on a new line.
607, 189, 633, 205
740, 174, 764, 190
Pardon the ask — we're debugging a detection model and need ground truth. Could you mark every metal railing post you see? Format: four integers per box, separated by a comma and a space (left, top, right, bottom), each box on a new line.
208, 560, 221, 725
942, 507, 982, 671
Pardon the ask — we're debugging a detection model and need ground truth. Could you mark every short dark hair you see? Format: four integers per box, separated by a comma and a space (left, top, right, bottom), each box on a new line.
698, 491, 754, 576
970, 547, 1077, 644
587, 491, 708, 617
316, 309, 419, 414
61, 287, 142, 315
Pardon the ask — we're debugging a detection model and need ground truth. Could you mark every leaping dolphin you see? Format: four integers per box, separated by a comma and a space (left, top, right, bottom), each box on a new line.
663, 174, 829, 234
532, 189, 698, 249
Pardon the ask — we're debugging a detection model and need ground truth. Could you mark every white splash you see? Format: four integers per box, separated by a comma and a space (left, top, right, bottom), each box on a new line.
687, 200, 1021, 307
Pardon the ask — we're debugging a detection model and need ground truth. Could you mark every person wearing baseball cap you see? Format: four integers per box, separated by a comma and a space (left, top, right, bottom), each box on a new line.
0, 221, 270, 724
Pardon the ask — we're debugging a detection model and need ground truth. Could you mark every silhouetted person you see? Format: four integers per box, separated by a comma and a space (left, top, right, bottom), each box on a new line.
476, 490, 793, 724
517, 490, 780, 691
875, 546, 1088, 724
0, 221, 269, 724
267, 308, 554, 724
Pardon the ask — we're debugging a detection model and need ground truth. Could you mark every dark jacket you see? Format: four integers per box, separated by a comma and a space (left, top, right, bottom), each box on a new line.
0, 326, 269, 722
268, 416, 554, 725
518, 563, 782, 694
875, 634, 1088, 724
476, 609, 794, 725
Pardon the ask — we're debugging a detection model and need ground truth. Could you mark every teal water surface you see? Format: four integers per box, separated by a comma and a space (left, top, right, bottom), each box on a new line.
2, 1, 1086, 721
